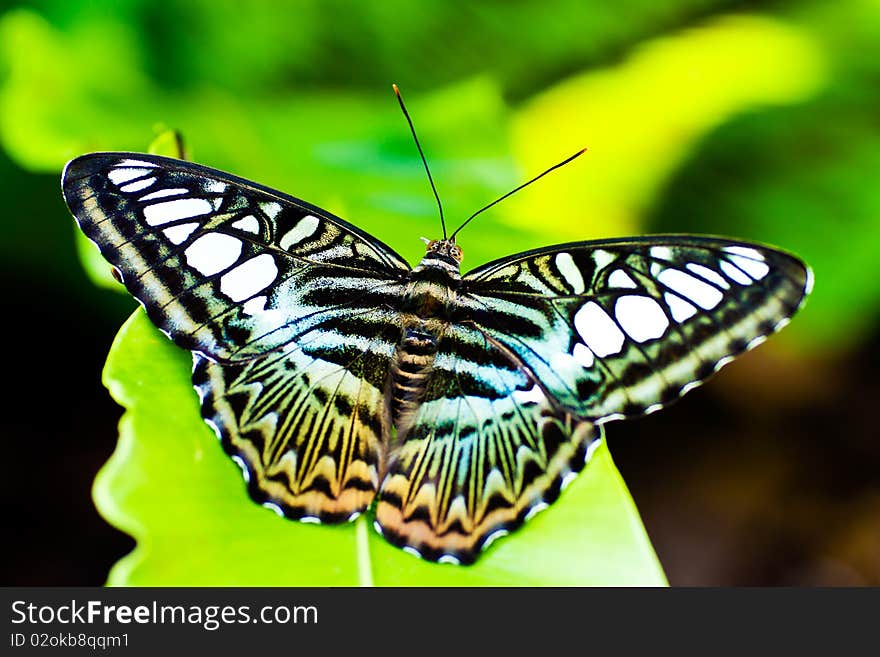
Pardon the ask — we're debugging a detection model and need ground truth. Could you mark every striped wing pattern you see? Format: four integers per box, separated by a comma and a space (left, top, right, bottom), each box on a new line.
63, 152, 408, 527
376, 323, 600, 563
62, 153, 410, 361
461, 237, 811, 422
193, 326, 397, 522
62, 152, 812, 565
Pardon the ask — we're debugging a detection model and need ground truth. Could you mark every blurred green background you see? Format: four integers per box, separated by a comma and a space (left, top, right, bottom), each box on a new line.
2, 0, 878, 585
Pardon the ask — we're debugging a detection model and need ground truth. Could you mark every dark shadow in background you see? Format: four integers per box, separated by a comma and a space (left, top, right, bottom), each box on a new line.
1, 149, 134, 585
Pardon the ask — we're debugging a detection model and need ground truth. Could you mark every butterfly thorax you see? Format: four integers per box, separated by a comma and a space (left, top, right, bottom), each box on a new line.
388, 240, 463, 432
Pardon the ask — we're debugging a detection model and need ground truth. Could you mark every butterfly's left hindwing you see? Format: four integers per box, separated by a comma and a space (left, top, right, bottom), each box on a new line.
62, 153, 410, 362
194, 321, 400, 522
461, 236, 811, 422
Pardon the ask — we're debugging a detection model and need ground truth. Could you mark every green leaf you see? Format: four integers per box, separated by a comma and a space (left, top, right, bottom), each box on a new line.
94, 311, 666, 586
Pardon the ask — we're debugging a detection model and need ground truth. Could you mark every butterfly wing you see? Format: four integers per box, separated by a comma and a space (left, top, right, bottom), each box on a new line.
62, 153, 410, 362
193, 328, 398, 522
63, 152, 410, 521
375, 323, 601, 564
458, 236, 811, 422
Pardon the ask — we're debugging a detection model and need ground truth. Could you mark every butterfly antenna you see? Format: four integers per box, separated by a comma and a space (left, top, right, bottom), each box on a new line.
450, 148, 587, 240
393, 84, 447, 239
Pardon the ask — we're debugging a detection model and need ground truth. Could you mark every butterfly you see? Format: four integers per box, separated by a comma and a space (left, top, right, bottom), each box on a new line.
62, 101, 811, 566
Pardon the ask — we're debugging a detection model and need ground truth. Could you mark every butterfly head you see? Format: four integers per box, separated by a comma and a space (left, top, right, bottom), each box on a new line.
424, 238, 463, 263
413, 238, 463, 279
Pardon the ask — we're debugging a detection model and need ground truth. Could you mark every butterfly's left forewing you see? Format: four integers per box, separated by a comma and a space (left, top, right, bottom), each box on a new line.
63, 152, 410, 522
62, 153, 410, 362
460, 236, 811, 422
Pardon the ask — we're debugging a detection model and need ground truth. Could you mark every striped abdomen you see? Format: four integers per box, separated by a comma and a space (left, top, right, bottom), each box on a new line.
389, 324, 440, 430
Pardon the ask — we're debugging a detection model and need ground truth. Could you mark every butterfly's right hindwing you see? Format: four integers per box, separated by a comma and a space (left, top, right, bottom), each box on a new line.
375, 323, 601, 563
62, 153, 410, 362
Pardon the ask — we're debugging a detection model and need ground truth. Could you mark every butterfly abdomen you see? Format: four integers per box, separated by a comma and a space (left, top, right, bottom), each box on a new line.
387, 253, 462, 430
389, 324, 440, 430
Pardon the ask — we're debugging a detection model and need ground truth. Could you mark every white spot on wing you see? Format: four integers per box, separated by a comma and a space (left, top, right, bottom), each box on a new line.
512, 384, 544, 405
403, 546, 422, 559
242, 295, 267, 316
724, 245, 765, 260
719, 259, 753, 285
231, 455, 250, 483
686, 263, 730, 289
561, 471, 578, 491
482, 529, 509, 550
438, 554, 461, 565
650, 245, 674, 261
119, 159, 158, 168
263, 502, 284, 517
723, 246, 770, 280
139, 188, 188, 201
615, 295, 669, 342
231, 215, 260, 234
162, 222, 200, 245
572, 342, 595, 367
108, 167, 150, 185
525, 502, 548, 521
184, 233, 243, 275
554, 252, 585, 294
143, 198, 213, 226
608, 269, 637, 288
657, 268, 724, 309
728, 254, 769, 280
280, 215, 320, 250
592, 249, 615, 270
804, 267, 814, 295
573, 301, 626, 357
204, 418, 221, 440
664, 292, 698, 322
260, 201, 282, 219
206, 180, 227, 193
219, 253, 278, 301
120, 177, 156, 193
300, 516, 321, 524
